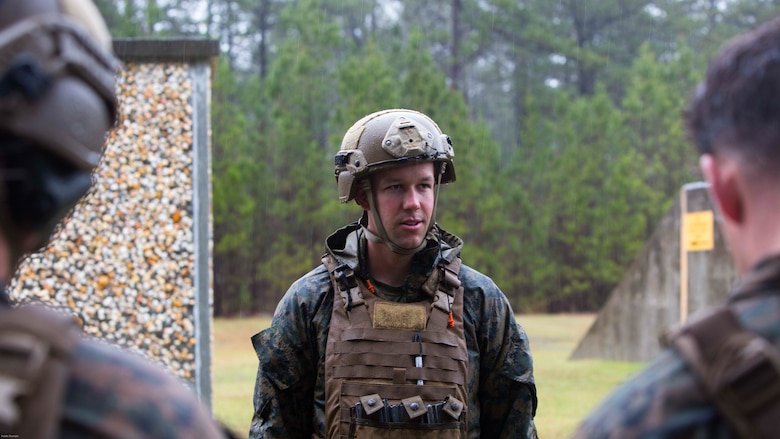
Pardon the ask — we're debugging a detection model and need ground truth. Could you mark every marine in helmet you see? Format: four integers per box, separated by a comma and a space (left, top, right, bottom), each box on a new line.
572, 16, 780, 439
250, 109, 537, 438
0, 0, 226, 437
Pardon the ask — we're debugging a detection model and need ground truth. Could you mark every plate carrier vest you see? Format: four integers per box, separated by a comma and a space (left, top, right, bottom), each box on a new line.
323, 255, 469, 439
0, 305, 80, 438
665, 305, 780, 439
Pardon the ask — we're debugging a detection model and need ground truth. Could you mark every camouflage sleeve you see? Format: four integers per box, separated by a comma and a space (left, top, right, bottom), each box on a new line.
63, 338, 226, 438
479, 293, 537, 438
249, 270, 327, 439
571, 349, 731, 439
462, 266, 537, 439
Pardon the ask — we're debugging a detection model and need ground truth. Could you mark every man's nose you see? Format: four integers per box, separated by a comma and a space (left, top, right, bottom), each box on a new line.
402, 188, 421, 209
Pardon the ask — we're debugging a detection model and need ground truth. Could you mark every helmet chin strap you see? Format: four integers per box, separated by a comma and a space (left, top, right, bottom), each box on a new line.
0, 185, 25, 281
0, 283, 9, 307
360, 165, 445, 256
361, 186, 424, 256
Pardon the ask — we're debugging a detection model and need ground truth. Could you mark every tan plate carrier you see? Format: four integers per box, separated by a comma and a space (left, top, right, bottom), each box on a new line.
323, 256, 469, 439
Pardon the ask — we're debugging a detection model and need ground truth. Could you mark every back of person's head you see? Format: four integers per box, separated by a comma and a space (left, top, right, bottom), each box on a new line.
0, 0, 117, 251
685, 16, 780, 178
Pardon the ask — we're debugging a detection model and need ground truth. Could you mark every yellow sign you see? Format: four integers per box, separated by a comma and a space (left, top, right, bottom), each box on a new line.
684, 210, 714, 251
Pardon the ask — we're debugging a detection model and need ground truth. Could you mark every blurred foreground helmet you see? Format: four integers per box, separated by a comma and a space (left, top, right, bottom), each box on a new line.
0, 0, 118, 170
334, 109, 455, 203
0, 0, 118, 248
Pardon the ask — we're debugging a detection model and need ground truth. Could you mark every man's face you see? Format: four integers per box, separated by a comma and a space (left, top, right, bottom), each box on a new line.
368, 162, 436, 250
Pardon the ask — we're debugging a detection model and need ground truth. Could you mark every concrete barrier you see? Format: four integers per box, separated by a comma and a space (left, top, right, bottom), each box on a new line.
570, 183, 738, 362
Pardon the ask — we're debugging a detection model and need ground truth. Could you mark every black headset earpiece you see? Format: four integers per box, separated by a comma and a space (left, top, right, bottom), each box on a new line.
2, 135, 92, 234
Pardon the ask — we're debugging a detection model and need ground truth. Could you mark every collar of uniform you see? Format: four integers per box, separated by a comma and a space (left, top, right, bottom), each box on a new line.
325, 222, 464, 299
730, 252, 780, 303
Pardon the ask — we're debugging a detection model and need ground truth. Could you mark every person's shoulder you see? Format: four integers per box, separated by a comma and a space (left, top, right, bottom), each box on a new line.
275, 264, 334, 315
573, 348, 718, 438
287, 264, 332, 295
266, 263, 334, 335
456, 263, 518, 328
457, 262, 502, 296
734, 289, 780, 339
62, 337, 224, 438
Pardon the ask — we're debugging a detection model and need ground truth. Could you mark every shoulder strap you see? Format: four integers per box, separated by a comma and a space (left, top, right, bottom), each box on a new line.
428, 257, 462, 330
667, 306, 780, 439
322, 256, 370, 326
322, 255, 465, 330
0, 305, 81, 439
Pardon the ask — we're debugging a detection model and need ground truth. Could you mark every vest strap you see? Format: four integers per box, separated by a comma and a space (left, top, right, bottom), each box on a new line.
334, 365, 465, 386
323, 257, 371, 326
341, 327, 460, 345
669, 306, 780, 439
332, 340, 468, 362
0, 305, 79, 438
337, 352, 462, 371
428, 261, 462, 330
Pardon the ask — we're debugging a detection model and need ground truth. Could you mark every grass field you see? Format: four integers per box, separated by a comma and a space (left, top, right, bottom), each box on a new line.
213, 313, 645, 438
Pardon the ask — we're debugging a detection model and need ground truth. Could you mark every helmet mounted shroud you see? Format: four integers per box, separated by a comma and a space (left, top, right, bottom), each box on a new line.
0, 0, 118, 257
334, 109, 455, 255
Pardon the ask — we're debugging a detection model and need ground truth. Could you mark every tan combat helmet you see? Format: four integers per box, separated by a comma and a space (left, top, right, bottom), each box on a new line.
0, 0, 119, 170
0, 0, 118, 255
334, 109, 456, 254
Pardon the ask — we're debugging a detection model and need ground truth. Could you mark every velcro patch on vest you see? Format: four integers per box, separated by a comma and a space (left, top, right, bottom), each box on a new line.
373, 302, 426, 331
393, 368, 406, 384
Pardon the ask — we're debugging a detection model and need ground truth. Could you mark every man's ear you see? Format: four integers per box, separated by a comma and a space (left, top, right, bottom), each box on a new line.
354, 186, 369, 210
700, 153, 744, 224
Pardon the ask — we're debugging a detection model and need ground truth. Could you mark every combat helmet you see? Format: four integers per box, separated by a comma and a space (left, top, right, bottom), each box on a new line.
335, 109, 455, 203
0, 0, 118, 254
0, 0, 118, 168
334, 109, 456, 254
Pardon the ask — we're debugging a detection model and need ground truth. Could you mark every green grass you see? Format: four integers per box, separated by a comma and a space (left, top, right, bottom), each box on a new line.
212, 314, 645, 438
519, 314, 645, 438
213, 316, 271, 436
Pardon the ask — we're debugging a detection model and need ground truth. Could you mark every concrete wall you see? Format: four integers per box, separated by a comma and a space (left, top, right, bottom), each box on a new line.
570, 184, 738, 362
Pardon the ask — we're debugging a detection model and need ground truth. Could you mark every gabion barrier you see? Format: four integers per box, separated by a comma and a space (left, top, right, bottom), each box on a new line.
10, 39, 218, 408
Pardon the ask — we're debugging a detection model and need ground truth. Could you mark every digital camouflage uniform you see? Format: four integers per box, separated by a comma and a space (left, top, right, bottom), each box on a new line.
62, 331, 228, 438
250, 221, 538, 438
0, 292, 228, 438
572, 253, 780, 439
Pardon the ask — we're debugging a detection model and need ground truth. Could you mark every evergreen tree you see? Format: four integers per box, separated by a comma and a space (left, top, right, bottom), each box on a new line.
212, 60, 267, 315
255, 0, 342, 299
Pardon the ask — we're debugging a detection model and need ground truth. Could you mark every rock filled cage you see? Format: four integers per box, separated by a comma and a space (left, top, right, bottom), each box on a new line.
9, 39, 218, 408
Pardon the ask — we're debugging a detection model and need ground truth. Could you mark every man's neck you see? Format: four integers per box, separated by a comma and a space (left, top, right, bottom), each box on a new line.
733, 189, 780, 274
746, 214, 780, 274
366, 240, 414, 287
